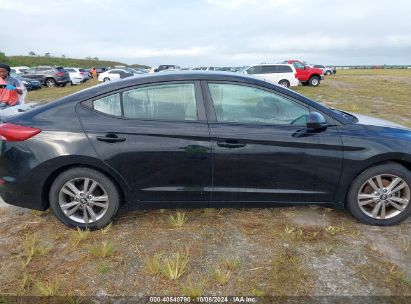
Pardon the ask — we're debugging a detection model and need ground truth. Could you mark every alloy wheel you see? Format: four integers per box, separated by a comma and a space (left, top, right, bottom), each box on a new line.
58, 177, 110, 224
357, 174, 410, 220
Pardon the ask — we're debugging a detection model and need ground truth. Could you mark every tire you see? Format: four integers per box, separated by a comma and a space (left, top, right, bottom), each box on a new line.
103, 77, 110, 82
309, 76, 320, 87
49, 167, 120, 230
346, 163, 411, 226
325, 71, 331, 76
45, 78, 57, 88
278, 80, 290, 88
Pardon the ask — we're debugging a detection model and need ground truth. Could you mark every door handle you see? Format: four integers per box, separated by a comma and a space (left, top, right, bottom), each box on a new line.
217, 141, 246, 148
96, 134, 126, 143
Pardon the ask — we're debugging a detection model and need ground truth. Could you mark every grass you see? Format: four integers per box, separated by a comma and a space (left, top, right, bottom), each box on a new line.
70, 228, 91, 246
22, 237, 51, 267
160, 252, 189, 280
180, 277, 207, 297
88, 241, 116, 258
168, 211, 188, 228
211, 268, 231, 285
34, 279, 60, 296
269, 247, 314, 295
219, 256, 240, 271
144, 254, 162, 275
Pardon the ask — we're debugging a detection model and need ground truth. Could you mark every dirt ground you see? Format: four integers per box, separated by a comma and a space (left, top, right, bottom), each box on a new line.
0, 197, 410, 297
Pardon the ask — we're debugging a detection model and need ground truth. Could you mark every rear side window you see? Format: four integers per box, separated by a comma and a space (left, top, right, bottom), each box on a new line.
123, 83, 197, 121
245, 66, 262, 74
276, 65, 293, 73
93, 93, 121, 117
260, 66, 276, 74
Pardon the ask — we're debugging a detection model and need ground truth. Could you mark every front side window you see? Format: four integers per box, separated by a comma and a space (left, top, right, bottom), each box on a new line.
208, 83, 309, 125
93, 93, 121, 117
293, 62, 305, 69
245, 66, 262, 75
123, 83, 197, 121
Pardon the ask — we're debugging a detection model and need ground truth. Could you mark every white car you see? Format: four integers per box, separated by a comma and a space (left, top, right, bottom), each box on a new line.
97, 68, 139, 82
10, 66, 30, 75
240, 64, 299, 88
64, 67, 91, 85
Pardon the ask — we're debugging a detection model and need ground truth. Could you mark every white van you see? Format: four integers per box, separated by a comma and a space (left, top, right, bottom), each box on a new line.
241, 64, 299, 88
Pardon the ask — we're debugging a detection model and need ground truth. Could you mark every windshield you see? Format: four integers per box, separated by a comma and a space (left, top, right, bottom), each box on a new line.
238, 66, 250, 73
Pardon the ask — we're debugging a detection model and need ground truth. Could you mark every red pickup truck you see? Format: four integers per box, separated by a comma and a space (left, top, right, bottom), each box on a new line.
283, 60, 324, 86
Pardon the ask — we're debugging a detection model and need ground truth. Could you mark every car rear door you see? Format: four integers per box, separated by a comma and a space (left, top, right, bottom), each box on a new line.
202, 81, 343, 204
77, 81, 212, 203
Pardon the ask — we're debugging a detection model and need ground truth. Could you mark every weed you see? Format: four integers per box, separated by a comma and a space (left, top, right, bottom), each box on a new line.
325, 225, 345, 236
168, 211, 187, 228
97, 262, 110, 274
180, 277, 206, 298
88, 242, 115, 258
34, 279, 60, 296
251, 285, 265, 296
211, 268, 231, 285
21, 273, 30, 290
100, 223, 112, 235
160, 252, 188, 280
22, 237, 51, 267
400, 238, 410, 254
403, 277, 411, 286
70, 227, 90, 246
144, 254, 162, 275
220, 256, 240, 271
270, 247, 313, 295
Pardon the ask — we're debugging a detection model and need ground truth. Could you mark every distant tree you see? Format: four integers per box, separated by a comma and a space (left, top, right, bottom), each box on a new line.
61, 54, 66, 58
0, 51, 8, 63
29, 51, 36, 56
93, 57, 99, 61
45, 52, 51, 57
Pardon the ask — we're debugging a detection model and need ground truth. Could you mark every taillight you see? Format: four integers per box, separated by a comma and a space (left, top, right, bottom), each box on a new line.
56, 72, 65, 76
0, 123, 42, 142
80, 72, 84, 75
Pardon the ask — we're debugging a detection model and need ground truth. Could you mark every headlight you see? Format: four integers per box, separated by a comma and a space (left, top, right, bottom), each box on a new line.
22, 81, 29, 85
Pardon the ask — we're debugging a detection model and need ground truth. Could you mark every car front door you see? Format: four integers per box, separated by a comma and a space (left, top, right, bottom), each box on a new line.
77, 81, 212, 203
202, 81, 343, 204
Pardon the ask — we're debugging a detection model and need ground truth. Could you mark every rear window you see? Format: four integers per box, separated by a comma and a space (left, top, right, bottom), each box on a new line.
56, 67, 66, 72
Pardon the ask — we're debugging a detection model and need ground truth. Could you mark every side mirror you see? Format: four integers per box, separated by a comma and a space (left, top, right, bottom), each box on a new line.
307, 112, 328, 130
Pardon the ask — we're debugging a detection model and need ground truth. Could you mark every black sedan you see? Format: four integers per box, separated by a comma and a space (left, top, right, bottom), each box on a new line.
0, 72, 410, 229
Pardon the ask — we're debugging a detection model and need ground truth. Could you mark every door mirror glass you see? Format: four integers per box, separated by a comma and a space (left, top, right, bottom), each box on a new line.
307, 112, 328, 130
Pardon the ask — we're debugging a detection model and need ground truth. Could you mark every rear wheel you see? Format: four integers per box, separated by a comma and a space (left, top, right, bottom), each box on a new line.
278, 79, 290, 88
49, 168, 120, 230
309, 76, 320, 86
347, 163, 411, 226
45, 78, 57, 88
325, 71, 331, 75
103, 77, 110, 82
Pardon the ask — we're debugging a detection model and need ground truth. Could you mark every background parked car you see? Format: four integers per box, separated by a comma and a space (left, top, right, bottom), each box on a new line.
240, 63, 299, 88
150, 65, 181, 72
10, 72, 42, 91
283, 60, 324, 86
10, 66, 29, 76
22, 66, 71, 87
97, 68, 134, 82
65, 67, 90, 85
310, 64, 336, 75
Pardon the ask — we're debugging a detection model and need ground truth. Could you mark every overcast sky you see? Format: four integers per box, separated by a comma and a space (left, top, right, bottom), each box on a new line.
1, 0, 410, 67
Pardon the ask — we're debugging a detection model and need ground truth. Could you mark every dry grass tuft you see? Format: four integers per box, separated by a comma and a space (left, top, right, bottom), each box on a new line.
180, 276, 207, 297
211, 267, 231, 286
219, 256, 240, 271
70, 227, 91, 246
144, 254, 162, 275
22, 236, 52, 267
168, 211, 188, 228
88, 241, 116, 258
34, 279, 60, 296
160, 252, 189, 280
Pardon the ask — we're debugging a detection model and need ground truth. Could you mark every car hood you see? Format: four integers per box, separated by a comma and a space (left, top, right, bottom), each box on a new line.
353, 113, 410, 130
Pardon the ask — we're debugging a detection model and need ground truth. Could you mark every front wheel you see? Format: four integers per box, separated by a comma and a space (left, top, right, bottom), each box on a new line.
278, 79, 290, 88
49, 167, 120, 230
309, 76, 320, 86
325, 71, 331, 76
346, 163, 411, 226
103, 77, 110, 82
